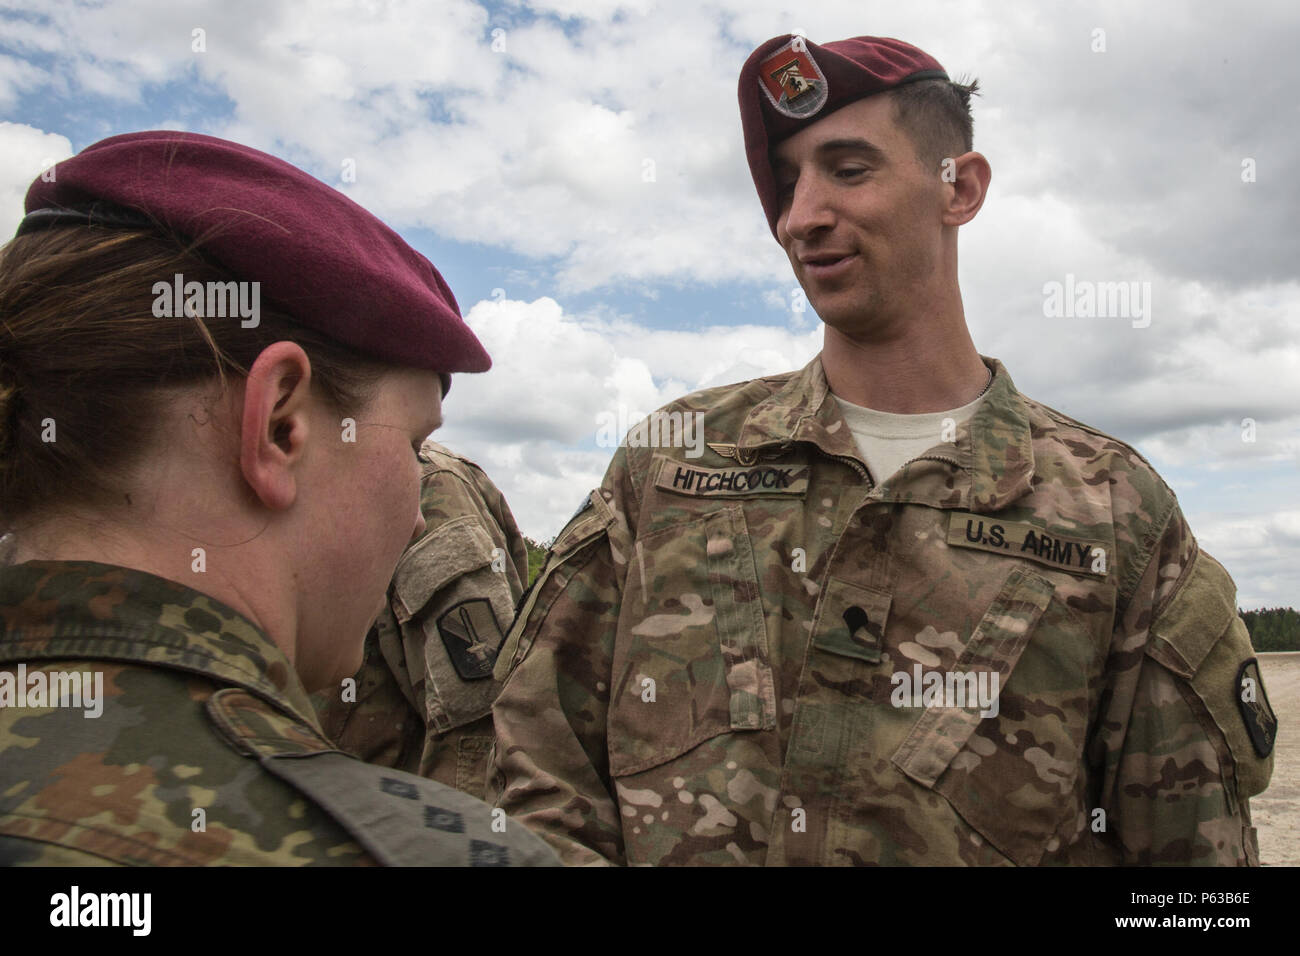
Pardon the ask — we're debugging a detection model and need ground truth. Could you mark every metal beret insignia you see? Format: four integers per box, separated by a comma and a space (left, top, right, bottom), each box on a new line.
757, 38, 829, 119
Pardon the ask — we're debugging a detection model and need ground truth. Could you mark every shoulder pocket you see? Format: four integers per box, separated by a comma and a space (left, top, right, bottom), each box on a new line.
391, 515, 495, 622
493, 491, 615, 682
1146, 551, 1275, 799
389, 515, 514, 731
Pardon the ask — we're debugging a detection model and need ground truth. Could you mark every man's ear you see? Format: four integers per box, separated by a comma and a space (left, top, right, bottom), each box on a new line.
240, 341, 313, 511
941, 151, 991, 227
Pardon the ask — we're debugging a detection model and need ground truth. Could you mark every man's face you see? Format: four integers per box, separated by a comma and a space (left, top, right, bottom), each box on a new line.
771, 93, 947, 336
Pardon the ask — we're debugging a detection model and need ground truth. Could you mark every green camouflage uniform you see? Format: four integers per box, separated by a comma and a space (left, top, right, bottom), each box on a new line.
491, 356, 1275, 866
0, 560, 558, 866
312, 440, 527, 799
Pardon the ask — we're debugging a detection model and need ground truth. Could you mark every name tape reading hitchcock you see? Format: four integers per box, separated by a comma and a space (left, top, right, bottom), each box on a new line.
654, 458, 810, 498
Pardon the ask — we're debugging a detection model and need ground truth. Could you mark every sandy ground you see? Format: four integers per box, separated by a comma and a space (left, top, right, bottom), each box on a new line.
1253, 652, 1298, 866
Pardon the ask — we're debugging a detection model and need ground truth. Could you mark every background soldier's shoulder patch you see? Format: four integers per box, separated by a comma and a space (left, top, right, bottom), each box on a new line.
436, 599, 504, 681
1236, 658, 1277, 757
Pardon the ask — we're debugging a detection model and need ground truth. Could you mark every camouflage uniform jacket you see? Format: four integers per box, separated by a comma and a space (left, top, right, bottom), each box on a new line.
491, 355, 1275, 866
313, 440, 528, 799
0, 560, 557, 866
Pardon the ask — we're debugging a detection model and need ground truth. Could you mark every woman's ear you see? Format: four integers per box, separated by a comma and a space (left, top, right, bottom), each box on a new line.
239, 342, 313, 511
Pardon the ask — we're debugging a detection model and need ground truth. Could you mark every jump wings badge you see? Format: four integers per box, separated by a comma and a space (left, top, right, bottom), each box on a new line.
758, 38, 829, 119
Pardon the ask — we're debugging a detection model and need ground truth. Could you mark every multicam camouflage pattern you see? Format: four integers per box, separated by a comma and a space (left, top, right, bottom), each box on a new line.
0, 560, 557, 866
491, 355, 1273, 866
312, 440, 527, 799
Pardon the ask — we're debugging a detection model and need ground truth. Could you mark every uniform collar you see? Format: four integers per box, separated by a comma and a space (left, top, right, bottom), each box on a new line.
0, 559, 327, 732
734, 353, 1035, 512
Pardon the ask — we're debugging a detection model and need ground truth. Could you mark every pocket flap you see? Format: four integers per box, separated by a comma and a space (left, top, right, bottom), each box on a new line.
392, 516, 495, 624
892, 567, 1055, 788
1146, 551, 1237, 679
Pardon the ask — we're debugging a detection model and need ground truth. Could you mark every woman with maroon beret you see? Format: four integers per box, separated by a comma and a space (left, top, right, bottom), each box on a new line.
0, 131, 557, 866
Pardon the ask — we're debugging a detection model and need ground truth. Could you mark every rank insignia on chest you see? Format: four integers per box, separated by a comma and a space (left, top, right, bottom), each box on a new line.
946, 511, 1109, 578
653, 455, 809, 498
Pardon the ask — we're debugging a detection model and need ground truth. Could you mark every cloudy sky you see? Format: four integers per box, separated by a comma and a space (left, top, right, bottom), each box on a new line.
3, 0, 1297, 609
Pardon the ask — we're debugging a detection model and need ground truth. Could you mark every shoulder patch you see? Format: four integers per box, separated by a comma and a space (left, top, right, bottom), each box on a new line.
1236, 658, 1277, 758
946, 511, 1108, 578
436, 599, 503, 681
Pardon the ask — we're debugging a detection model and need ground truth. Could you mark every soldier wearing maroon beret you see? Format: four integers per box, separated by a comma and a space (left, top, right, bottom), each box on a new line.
491, 35, 1274, 865
0, 131, 557, 866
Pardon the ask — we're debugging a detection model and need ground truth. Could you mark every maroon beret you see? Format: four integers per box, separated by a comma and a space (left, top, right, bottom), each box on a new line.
22, 130, 489, 385
739, 35, 949, 236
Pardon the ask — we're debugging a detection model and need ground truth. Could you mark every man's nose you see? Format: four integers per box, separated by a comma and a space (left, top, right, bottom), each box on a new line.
779, 172, 835, 242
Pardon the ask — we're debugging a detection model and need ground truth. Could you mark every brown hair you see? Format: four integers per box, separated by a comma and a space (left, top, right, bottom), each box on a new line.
889, 75, 981, 170
0, 224, 387, 529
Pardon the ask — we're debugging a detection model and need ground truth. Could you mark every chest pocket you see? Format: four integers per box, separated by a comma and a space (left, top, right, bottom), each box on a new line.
891, 566, 1093, 866
607, 505, 777, 777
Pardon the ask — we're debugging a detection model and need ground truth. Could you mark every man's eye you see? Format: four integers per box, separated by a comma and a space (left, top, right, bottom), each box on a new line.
835, 166, 867, 179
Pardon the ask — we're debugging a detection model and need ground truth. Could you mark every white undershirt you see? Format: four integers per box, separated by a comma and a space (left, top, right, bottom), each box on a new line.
832, 389, 987, 485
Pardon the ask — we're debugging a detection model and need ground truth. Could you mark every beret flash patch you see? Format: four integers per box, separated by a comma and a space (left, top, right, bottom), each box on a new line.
758, 38, 829, 119
1236, 658, 1277, 757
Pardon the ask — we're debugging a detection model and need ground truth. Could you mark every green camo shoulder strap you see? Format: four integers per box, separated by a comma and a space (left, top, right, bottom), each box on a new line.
206, 688, 559, 867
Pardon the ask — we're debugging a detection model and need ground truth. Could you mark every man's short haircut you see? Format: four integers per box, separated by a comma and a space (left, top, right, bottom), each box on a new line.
889, 75, 981, 169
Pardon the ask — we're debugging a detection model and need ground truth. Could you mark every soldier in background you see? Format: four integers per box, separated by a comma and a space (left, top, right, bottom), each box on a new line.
490, 35, 1274, 866
0, 131, 557, 867
313, 440, 526, 800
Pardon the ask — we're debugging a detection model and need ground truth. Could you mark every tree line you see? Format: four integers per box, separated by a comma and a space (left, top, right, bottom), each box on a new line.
1240, 606, 1300, 652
